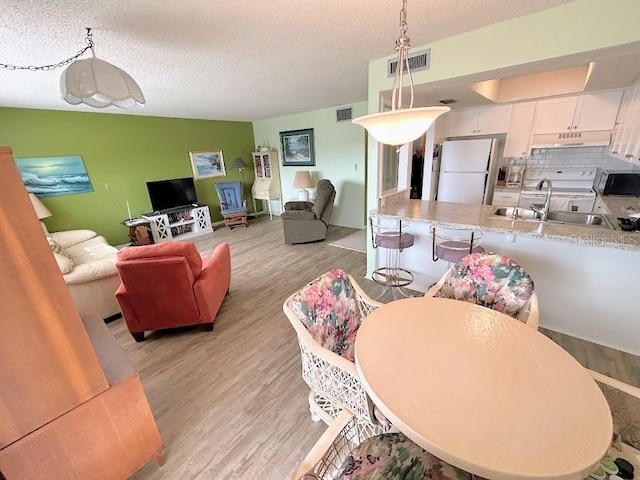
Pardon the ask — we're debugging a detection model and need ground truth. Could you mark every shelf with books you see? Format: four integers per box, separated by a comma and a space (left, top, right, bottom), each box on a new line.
143, 205, 212, 243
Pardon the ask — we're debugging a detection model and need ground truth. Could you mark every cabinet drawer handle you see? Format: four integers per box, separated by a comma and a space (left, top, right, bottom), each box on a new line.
566, 126, 571, 130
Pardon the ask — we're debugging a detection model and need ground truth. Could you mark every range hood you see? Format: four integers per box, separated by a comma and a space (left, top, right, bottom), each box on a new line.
531, 130, 611, 149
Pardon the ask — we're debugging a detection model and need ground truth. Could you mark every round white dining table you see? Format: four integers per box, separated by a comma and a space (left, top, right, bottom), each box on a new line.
355, 297, 612, 480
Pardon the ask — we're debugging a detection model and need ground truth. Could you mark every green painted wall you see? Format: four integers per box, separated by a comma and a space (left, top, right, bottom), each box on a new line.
253, 101, 368, 228
0, 107, 255, 245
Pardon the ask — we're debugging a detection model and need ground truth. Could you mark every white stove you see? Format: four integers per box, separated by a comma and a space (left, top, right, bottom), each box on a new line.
518, 168, 597, 213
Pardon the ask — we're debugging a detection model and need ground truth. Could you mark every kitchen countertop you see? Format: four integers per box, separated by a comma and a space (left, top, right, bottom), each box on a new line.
600, 194, 640, 217
373, 198, 640, 251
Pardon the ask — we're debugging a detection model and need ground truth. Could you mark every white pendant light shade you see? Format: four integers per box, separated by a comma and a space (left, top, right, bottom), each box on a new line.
354, 106, 450, 146
60, 57, 145, 109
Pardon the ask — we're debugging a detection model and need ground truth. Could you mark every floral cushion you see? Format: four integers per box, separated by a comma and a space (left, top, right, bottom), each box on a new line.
439, 253, 534, 319
336, 433, 470, 480
287, 269, 361, 361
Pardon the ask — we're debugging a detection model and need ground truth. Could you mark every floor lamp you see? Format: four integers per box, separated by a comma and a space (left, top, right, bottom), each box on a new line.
231, 157, 249, 208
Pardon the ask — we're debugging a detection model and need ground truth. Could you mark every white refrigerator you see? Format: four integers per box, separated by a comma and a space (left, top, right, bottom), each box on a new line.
436, 138, 497, 204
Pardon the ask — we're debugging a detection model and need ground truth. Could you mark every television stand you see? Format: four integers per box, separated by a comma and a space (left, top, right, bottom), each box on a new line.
142, 205, 213, 243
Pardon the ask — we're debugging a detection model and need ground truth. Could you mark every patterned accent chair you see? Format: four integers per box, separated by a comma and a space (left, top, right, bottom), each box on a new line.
215, 181, 248, 229
282, 179, 336, 244
115, 241, 231, 342
283, 269, 387, 436
425, 252, 539, 329
292, 410, 470, 480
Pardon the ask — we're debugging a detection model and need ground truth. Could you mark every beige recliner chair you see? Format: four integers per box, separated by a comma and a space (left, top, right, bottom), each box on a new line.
281, 179, 335, 244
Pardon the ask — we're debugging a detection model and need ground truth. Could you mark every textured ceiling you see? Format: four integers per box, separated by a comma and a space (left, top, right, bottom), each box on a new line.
0, 0, 576, 121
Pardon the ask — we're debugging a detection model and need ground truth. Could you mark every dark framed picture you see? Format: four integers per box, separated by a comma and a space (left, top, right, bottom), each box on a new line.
280, 128, 315, 166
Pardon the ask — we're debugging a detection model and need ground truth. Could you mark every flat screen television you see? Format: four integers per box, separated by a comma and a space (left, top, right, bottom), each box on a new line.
146, 177, 197, 212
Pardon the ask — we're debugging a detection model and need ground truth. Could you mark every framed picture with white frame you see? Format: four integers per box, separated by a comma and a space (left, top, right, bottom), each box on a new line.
188, 150, 226, 179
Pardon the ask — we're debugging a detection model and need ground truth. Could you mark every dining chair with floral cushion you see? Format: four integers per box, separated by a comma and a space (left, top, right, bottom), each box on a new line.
425, 252, 539, 329
283, 269, 389, 436
291, 409, 471, 480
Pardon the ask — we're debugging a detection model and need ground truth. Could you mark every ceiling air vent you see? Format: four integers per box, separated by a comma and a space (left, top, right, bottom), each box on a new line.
336, 106, 353, 122
387, 49, 431, 77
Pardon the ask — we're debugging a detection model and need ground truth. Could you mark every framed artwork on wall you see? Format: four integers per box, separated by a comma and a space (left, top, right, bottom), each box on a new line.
14, 155, 94, 197
189, 150, 226, 179
280, 128, 315, 166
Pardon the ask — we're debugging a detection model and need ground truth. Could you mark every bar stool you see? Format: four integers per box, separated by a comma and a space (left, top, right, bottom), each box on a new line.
431, 226, 484, 264
370, 216, 415, 289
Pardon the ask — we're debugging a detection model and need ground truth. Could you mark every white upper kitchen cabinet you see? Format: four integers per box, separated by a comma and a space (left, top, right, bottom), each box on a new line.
532, 90, 623, 134
575, 91, 623, 131
610, 82, 640, 165
503, 102, 536, 158
532, 96, 578, 134
447, 104, 512, 137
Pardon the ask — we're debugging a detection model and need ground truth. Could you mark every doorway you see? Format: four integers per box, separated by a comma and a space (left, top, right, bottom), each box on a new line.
410, 144, 425, 199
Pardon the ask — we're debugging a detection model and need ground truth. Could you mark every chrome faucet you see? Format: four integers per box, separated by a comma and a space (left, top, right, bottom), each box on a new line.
531, 178, 553, 221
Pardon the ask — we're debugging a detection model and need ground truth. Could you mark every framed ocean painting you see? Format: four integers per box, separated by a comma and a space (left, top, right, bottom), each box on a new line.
189, 150, 226, 179
15, 155, 94, 197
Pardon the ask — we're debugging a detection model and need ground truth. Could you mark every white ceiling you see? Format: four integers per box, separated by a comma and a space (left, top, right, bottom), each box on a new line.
0, 0, 591, 121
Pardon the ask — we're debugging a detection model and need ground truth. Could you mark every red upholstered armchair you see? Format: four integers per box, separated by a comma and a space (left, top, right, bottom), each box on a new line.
115, 241, 231, 342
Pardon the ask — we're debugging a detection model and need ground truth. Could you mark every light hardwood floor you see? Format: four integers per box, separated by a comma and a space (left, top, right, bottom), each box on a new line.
111, 215, 639, 479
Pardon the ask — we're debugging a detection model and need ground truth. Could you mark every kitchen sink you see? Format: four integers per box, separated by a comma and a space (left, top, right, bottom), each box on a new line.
493, 207, 541, 220
493, 208, 615, 229
545, 211, 614, 228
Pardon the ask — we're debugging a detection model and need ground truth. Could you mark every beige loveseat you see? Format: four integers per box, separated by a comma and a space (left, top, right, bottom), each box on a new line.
44, 226, 121, 320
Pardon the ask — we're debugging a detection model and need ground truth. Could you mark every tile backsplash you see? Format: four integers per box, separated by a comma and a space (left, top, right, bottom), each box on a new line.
508, 146, 639, 172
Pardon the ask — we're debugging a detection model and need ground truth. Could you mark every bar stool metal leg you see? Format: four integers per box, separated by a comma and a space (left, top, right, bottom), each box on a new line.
370, 216, 415, 299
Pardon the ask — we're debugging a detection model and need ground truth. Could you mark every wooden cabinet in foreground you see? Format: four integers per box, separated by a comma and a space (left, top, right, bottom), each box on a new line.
0, 146, 163, 479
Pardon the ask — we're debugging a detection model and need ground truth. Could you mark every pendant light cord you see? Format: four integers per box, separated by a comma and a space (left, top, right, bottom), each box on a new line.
0, 28, 94, 71
391, 0, 414, 112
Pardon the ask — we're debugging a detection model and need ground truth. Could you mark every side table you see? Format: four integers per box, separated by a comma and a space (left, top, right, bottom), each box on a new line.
122, 218, 153, 246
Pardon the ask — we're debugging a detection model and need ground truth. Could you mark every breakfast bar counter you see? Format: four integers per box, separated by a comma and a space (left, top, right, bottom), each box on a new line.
373, 197, 640, 251
368, 195, 640, 357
